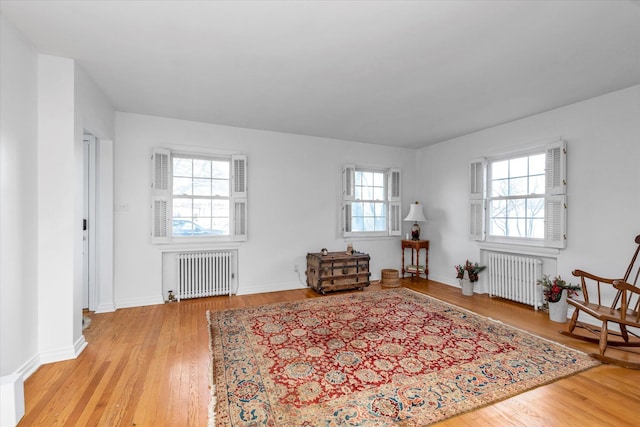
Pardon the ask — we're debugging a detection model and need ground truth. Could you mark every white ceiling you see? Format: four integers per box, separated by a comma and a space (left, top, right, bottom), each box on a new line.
2, 0, 640, 149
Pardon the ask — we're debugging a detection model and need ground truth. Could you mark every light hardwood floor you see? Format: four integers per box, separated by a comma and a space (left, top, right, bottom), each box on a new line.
20, 279, 640, 426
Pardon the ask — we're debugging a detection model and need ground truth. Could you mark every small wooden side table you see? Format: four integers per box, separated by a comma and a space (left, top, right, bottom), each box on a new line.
402, 239, 429, 279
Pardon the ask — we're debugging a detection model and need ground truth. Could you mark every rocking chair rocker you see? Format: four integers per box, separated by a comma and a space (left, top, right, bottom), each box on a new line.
561, 234, 640, 368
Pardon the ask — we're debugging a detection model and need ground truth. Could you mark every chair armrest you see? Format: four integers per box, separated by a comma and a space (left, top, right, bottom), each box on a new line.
572, 269, 616, 284
613, 280, 640, 294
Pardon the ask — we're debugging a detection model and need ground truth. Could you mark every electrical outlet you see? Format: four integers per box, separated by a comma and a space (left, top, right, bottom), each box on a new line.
294, 264, 299, 272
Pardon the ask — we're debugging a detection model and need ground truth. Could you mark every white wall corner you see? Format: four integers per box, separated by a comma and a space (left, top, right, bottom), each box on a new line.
38, 334, 87, 365
1, 373, 25, 427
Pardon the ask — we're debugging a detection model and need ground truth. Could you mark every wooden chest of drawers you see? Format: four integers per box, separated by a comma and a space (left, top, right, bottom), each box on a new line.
306, 251, 371, 294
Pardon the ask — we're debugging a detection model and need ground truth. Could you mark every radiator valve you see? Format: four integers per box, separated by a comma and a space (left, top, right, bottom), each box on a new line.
167, 290, 177, 302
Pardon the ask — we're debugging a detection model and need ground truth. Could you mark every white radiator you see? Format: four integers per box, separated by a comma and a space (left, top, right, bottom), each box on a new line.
487, 252, 543, 310
177, 250, 235, 299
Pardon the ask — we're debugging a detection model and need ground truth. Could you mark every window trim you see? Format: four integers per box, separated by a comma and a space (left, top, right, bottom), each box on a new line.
469, 139, 567, 249
151, 148, 247, 244
342, 164, 401, 238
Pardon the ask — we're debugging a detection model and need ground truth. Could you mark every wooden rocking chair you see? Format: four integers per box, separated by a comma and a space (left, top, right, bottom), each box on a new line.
561, 234, 640, 368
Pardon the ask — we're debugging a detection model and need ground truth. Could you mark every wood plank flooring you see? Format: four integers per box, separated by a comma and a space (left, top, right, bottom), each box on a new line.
19, 279, 640, 426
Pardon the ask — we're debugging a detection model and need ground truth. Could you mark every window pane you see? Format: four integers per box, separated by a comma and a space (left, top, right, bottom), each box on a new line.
212, 160, 229, 179
174, 177, 192, 195
193, 178, 211, 196
529, 175, 544, 194
509, 177, 528, 196
173, 199, 192, 218
490, 199, 506, 218
363, 202, 374, 216
509, 157, 528, 178
212, 179, 230, 197
171, 155, 232, 238
530, 218, 544, 238
173, 158, 192, 177
352, 202, 363, 216
211, 218, 229, 235
350, 169, 389, 234
490, 217, 507, 236
363, 217, 374, 231
529, 154, 545, 175
492, 160, 508, 180
212, 200, 229, 217
361, 186, 374, 200
193, 159, 211, 178
506, 218, 526, 237
194, 217, 211, 231
373, 187, 384, 200
491, 179, 508, 197
508, 199, 525, 217
374, 202, 385, 216
193, 199, 212, 217
374, 217, 386, 231
527, 198, 544, 218
352, 216, 364, 232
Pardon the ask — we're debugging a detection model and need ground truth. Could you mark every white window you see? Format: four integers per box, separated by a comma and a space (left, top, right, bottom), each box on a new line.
342, 164, 401, 237
469, 139, 567, 248
151, 149, 247, 243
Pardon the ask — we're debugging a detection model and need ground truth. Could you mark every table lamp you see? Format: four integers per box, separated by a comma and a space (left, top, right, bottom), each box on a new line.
404, 201, 427, 240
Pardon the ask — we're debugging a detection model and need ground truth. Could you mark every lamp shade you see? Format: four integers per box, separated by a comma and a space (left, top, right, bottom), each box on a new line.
404, 202, 427, 223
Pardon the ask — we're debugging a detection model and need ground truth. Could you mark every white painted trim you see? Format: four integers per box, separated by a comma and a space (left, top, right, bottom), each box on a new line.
478, 242, 560, 257
94, 302, 116, 313
116, 295, 164, 309
1, 373, 25, 427
39, 334, 87, 365
236, 281, 305, 296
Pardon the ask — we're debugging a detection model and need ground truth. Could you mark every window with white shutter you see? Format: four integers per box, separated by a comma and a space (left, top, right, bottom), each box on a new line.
342, 164, 401, 237
151, 148, 248, 243
471, 139, 567, 248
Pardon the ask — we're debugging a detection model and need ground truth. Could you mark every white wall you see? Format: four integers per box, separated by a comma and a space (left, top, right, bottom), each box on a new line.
1, 17, 115, 424
37, 54, 84, 362
0, 15, 38, 426
114, 113, 418, 304
74, 65, 116, 314
419, 85, 640, 303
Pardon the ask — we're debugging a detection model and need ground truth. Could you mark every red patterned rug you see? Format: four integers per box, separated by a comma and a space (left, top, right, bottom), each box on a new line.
207, 288, 598, 426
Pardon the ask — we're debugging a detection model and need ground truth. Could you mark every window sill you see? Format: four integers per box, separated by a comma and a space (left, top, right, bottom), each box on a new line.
478, 242, 560, 258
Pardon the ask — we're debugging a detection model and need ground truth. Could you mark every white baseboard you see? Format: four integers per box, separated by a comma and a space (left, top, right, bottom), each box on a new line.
1, 373, 24, 427
39, 335, 87, 365
94, 302, 116, 313
115, 295, 164, 309
237, 281, 305, 296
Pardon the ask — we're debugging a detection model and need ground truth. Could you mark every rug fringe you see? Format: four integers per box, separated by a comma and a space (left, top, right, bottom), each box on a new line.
207, 310, 216, 427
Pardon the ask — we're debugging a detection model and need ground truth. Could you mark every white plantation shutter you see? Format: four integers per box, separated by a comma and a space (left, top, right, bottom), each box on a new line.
343, 164, 355, 201
545, 195, 567, 248
544, 140, 567, 247
232, 154, 248, 241
388, 168, 401, 236
545, 140, 566, 195
342, 164, 355, 237
469, 199, 485, 241
469, 158, 486, 240
151, 148, 171, 243
469, 158, 485, 199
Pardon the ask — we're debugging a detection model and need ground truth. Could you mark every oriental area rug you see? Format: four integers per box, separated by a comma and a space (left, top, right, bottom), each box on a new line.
207, 288, 598, 426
